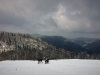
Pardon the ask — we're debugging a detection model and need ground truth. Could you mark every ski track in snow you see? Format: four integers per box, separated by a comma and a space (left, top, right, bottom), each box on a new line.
0, 59, 100, 75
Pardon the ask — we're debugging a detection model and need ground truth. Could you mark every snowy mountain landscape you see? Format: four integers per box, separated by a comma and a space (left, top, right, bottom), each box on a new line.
0, 59, 100, 75
0, 32, 100, 60
34, 34, 100, 55
0, 0, 100, 75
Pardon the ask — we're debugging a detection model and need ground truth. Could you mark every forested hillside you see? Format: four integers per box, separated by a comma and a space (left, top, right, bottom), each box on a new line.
85, 39, 100, 54
40, 36, 87, 51
0, 32, 100, 60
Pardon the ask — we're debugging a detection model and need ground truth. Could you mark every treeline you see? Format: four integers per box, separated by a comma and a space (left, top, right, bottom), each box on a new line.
0, 32, 100, 60
0, 49, 100, 60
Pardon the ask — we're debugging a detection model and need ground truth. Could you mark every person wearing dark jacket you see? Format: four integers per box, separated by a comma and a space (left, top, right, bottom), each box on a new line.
45, 58, 49, 64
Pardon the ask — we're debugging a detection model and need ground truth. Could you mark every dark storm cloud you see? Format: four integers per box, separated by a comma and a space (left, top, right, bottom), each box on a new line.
0, 0, 100, 38
0, 11, 29, 26
84, 0, 100, 21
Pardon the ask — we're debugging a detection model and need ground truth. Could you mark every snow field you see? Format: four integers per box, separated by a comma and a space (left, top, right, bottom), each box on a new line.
0, 59, 100, 75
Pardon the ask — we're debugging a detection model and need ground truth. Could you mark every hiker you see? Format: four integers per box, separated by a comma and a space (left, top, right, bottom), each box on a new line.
37, 58, 43, 64
45, 58, 49, 64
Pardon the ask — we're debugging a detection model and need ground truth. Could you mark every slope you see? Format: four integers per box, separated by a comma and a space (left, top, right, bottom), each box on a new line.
0, 32, 71, 60
40, 36, 87, 51
85, 39, 100, 54
71, 37, 98, 47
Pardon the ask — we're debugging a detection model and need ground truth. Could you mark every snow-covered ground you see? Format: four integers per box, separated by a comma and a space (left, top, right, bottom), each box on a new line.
0, 59, 100, 75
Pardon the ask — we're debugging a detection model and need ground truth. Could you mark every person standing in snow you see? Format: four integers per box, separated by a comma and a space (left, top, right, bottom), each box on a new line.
45, 58, 49, 64
37, 58, 43, 64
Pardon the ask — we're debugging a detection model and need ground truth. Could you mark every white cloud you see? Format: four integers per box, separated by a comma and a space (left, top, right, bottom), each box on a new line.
52, 5, 78, 31
71, 11, 81, 16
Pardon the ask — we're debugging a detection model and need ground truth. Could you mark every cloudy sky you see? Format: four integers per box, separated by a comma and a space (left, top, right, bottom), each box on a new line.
0, 0, 100, 38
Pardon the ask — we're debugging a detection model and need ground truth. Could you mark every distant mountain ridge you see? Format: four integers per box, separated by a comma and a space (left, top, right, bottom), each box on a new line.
0, 32, 72, 60
33, 35, 87, 51
33, 34, 100, 54
0, 32, 99, 60
71, 37, 98, 47
85, 39, 100, 54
